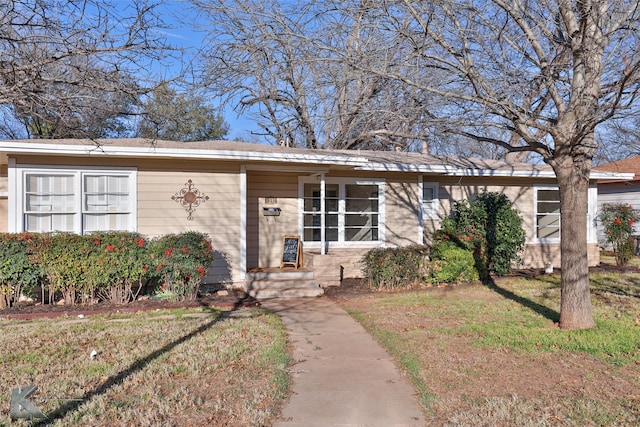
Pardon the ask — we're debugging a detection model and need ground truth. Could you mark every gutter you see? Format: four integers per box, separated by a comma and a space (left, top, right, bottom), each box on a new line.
0, 141, 634, 181
0, 141, 371, 168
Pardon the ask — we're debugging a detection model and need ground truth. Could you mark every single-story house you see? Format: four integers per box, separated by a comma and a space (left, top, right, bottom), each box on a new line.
0, 139, 631, 296
594, 156, 640, 245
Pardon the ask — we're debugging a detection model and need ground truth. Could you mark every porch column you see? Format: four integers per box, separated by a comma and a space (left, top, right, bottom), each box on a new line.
320, 173, 326, 255
240, 165, 247, 280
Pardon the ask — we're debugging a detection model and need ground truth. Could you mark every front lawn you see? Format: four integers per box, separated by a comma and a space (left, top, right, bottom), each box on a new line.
332, 272, 640, 426
0, 307, 289, 426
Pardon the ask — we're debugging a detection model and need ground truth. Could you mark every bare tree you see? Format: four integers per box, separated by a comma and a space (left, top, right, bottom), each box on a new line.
359, 0, 640, 329
12, 65, 139, 139
0, 0, 175, 139
595, 118, 640, 165
191, 0, 440, 150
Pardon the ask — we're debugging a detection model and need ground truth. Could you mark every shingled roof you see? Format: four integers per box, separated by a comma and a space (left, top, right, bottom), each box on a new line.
594, 156, 640, 182
0, 138, 632, 180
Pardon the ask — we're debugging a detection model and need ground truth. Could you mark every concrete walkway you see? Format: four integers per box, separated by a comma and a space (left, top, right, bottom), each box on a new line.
261, 297, 425, 427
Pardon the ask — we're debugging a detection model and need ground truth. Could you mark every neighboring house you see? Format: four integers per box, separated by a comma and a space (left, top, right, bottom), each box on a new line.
594, 156, 640, 245
0, 139, 631, 292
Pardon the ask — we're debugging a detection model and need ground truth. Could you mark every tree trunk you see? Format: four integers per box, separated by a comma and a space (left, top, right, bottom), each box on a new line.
553, 157, 596, 330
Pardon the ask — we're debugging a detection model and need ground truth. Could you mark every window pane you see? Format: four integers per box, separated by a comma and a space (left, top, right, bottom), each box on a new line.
325, 228, 338, 241
25, 174, 75, 212
26, 174, 74, 193
83, 213, 130, 233
423, 186, 434, 201
346, 213, 377, 241
536, 189, 561, 239
304, 198, 319, 211
304, 228, 320, 241
108, 175, 129, 192
302, 182, 380, 244
538, 189, 560, 202
538, 200, 560, 214
25, 213, 74, 232
346, 184, 377, 198
24, 174, 76, 232
303, 213, 321, 227
346, 227, 378, 241
26, 194, 75, 212
345, 213, 377, 227
85, 194, 130, 211
84, 176, 130, 208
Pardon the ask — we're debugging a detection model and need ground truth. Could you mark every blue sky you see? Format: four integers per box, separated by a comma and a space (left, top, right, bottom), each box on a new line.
147, 1, 260, 141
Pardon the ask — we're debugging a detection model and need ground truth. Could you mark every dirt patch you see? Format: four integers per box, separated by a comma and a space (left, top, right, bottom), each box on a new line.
0, 290, 259, 320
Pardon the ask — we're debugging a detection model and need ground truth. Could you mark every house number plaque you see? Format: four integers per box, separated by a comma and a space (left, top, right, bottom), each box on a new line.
172, 179, 209, 220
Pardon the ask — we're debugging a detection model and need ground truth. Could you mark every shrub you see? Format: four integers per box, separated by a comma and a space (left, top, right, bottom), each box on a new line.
0, 232, 44, 308
37, 233, 93, 305
0, 230, 216, 308
430, 241, 479, 284
435, 191, 525, 278
88, 232, 150, 303
148, 231, 214, 300
361, 245, 430, 290
598, 203, 640, 266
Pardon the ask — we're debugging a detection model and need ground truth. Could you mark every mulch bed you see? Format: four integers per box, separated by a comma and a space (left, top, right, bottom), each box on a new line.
2, 263, 636, 321
0, 290, 259, 320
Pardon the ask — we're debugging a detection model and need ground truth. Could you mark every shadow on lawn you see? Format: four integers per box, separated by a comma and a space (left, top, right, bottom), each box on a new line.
34, 300, 246, 425
590, 275, 640, 299
484, 277, 560, 323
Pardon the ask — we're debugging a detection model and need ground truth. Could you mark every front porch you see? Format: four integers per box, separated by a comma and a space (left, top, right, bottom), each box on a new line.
244, 251, 359, 299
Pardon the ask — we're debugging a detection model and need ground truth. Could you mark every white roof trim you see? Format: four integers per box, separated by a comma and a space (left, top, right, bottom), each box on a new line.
590, 171, 636, 180
360, 162, 635, 180
0, 141, 634, 181
0, 141, 370, 167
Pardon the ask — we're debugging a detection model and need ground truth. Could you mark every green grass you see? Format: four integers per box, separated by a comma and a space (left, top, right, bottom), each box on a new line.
0, 307, 290, 426
339, 272, 640, 425
349, 310, 436, 407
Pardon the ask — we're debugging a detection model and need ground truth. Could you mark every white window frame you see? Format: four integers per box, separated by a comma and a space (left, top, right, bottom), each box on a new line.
11, 165, 137, 234
532, 185, 598, 244
533, 185, 561, 243
298, 176, 386, 249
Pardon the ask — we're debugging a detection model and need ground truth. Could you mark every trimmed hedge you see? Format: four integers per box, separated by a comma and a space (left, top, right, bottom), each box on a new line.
429, 240, 479, 284
362, 245, 430, 289
0, 232, 44, 308
0, 231, 215, 308
361, 243, 479, 290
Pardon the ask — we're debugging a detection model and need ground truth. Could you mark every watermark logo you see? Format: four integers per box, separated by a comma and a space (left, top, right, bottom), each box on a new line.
10, 385, 46, 420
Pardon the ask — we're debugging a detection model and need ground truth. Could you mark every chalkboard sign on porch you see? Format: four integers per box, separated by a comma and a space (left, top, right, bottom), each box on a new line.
281, 235, 302, 269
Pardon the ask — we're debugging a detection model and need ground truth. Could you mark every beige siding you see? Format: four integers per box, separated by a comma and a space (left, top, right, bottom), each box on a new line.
0, 198, 6, 233
523, 243, 600, 269
12, 155, 243, 285
5, 153, 598, 277
439, 177, 543, 242
385, 179, 421, 247
137, 170, 242, 284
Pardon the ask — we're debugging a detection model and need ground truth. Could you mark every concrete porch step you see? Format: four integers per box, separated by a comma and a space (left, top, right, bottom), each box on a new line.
246, 278, 319, 290
245, 271, 324, 299
246, 269, 314, 281
249, 286, 324, 299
